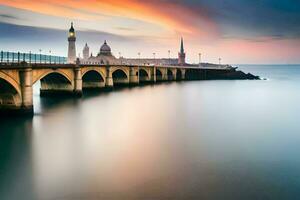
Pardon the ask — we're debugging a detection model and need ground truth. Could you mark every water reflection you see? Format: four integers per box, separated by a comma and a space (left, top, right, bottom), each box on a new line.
0, 118, 35, 200
1, 66, 300, 199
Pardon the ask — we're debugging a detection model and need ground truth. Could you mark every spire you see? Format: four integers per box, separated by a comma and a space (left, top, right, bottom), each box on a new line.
178, 37, 186, 65
69, 22, 75, 33
180, 37, 184, 54
104, 40, 107, 45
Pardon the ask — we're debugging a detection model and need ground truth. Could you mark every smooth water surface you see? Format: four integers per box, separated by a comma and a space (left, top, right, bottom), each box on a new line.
1, 65, 300, 200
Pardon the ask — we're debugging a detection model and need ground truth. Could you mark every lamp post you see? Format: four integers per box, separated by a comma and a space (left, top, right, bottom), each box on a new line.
219, 58, 221, 68
49, 50, 52, 64
119, 52, 122, 64
153, 53, 156, 65
199, 53, 202, 67
39, 49, 42, 63
138, 52, 141, 65
168, 50, 170, 65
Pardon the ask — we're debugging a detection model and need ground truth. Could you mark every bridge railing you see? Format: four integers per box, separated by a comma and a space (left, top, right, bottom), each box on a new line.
0, 51, 67, 65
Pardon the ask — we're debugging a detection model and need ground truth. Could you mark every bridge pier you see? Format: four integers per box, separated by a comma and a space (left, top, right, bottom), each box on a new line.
19, 64, 33, 115
73, 59, 82, 96
162, 69, 168, 81
181, 69, 186, 80
105, 66, 113, 89
73, 65, 83, 97
151, 67, 156, 83
129, 67, 139, 86
170, 69, 176, 81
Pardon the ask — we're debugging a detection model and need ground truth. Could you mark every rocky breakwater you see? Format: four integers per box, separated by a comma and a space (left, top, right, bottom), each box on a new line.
185, 63, 260, 80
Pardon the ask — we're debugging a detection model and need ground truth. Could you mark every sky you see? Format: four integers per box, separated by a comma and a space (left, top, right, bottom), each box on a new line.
0, 0, 300, 64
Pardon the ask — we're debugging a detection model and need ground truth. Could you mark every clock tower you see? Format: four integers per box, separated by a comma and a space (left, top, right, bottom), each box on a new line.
68, 22, 76, 63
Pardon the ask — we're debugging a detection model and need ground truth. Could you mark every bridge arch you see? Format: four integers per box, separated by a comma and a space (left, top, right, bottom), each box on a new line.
33, 69, 73, 85
139, 68, 150, 82
111, 67, 129, 77
37, 71, 73, 96
0, 71, 21, 96
0, 72, 22, 107
156, 68, 163, 81
82, 70, 105, 89
112, 69, 129, 86
176, 69, 182, 80
167, 69, 174, 81
185, 69, 198, 80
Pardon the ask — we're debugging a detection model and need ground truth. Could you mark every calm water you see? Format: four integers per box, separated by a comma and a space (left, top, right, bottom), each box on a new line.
1, 65, 300, 200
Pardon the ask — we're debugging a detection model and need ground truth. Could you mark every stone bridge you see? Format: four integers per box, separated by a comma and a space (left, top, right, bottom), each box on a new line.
0, 60, 234, 115
0, 61, 234, 114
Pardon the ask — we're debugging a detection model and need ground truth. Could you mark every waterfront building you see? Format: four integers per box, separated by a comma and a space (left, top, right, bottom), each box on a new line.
81, 40, 119, 65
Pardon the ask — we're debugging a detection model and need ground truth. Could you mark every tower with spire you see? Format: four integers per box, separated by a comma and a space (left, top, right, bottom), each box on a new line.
178, 37, 186, 65
67, 22, 76, 63
82, 43, 90, 59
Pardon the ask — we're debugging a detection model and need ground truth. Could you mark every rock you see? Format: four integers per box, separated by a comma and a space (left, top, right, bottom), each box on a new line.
221, 70, 260, 80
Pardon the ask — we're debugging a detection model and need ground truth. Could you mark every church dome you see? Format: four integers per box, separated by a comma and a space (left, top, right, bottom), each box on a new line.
100, 40, 112, 55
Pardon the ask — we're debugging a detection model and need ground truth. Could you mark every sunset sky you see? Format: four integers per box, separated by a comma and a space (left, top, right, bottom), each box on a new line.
0, 0, 300, 64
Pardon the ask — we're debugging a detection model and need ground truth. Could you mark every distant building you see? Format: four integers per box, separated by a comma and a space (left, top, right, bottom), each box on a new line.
82, 43, 89, 59
70, 23, 188, 66
81, 40, 119, 65
120, 38, 186, 66
67, 22, 76, 63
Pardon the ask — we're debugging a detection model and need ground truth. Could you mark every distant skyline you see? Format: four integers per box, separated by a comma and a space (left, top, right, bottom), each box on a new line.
0, 0, 300, 64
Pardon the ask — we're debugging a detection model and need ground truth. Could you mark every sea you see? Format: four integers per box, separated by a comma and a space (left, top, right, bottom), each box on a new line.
1, 65, 300, 200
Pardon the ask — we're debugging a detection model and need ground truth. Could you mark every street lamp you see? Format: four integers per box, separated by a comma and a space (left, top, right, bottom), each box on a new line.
153, 53, 156, 65
49, 50, 52, 64
168, 50, 170, 65
119, 52, 122, 64
39, 49, 42, 63
138, 52, 141, 65
199, 53, 202, 67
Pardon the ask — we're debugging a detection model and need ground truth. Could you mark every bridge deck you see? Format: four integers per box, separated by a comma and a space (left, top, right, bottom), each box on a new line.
0, 62, 233, 71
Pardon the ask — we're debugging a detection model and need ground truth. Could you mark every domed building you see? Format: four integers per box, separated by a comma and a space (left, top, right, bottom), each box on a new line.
98, 40, 112, 56
81, 40, 119, 65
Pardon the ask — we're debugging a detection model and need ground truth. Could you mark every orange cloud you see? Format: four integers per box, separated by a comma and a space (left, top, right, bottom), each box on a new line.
0, 0, 219, 38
